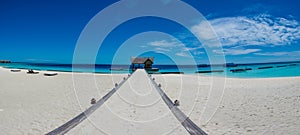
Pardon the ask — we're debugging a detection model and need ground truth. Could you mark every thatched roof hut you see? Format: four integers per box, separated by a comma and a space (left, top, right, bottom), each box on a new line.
130, 57, 154, 69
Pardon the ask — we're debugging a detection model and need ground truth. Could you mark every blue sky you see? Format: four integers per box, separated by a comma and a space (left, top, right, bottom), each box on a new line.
0, 0, 300, 64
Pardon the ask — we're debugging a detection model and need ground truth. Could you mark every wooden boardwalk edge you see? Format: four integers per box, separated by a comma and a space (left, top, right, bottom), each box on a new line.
46, 74, 132, 135
148, 74, 208, 135
46, 69, 207, 135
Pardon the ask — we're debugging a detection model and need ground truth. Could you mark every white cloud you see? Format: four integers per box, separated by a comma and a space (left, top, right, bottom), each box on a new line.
147, 39, 204, 57
176, 52, 189, 57
192, 14, 300, 47
139, 45, 147, 48
148, 40, 203, 51
193, 51, 204, 55
254, 52, 288, 56
255, 51, 300, 56
191, 21, 217, 41
148, 40, 180, 47
214, 48, 261, 55
183, 46, 203, 51
155, 47, 171, 52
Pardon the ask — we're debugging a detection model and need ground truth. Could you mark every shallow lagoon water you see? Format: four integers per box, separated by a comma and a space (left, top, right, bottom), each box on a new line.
1, 62, 300, 78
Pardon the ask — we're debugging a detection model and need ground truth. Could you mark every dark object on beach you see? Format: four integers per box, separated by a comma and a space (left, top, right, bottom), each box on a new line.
90, 98, 96, 104
195, 70, 224, 73
258, 66, 273, 69
174, 100, 180, 106
115, 83, 118, 87
10, 69, 21, 72
44, 72, 58, 76
276, 65, 288, 68
27, 69, 39, 74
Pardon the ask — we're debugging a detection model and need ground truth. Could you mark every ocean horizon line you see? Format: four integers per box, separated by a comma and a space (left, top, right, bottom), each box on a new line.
1, 60, 300, 78
6, 60, 300, 66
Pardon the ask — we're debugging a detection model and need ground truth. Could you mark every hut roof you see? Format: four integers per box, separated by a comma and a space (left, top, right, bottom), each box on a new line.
131, 57, 154, 64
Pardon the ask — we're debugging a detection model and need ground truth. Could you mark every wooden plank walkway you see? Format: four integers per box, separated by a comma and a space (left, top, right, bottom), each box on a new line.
148, 74, 207, 135
46, 75, 131, 135
46, 69, 207, 135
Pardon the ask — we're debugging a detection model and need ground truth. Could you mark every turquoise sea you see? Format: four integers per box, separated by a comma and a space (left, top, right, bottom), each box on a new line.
0, 62, 300, 78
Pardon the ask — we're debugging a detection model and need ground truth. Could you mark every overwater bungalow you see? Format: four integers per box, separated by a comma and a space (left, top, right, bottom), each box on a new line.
130, 57, 159, 72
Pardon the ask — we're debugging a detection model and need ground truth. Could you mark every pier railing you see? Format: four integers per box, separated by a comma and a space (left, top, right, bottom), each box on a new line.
46, 74, 132, 135
46, 69, 207, 135
148, 74, 208, 135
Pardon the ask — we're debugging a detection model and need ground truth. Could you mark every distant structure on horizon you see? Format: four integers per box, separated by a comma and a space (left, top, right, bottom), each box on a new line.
130, 57, 159, 72
0, 60, 11, 63
224, 62, 237, 67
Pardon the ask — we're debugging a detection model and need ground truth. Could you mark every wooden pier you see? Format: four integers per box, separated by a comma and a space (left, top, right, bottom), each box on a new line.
47, 69, 206, 135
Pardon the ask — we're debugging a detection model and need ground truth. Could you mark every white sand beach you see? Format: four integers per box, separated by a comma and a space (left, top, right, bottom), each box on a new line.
0, 67, 300, 134
0, 67, 126, 134
153, 74, 300, 134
